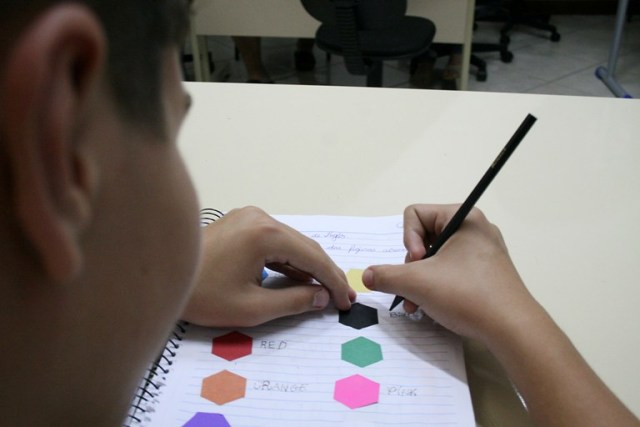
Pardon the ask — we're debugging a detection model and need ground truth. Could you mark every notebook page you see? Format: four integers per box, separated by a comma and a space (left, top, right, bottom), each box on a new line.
140, 215, 475, 427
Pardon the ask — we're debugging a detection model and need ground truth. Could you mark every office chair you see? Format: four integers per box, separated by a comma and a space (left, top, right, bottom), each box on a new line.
466, 0, 558, 82
427, 0, 513, 84
300, 0, 436, 87
499, 0, 561, 44
474, 0, 560, 44
471, 0, 514, 82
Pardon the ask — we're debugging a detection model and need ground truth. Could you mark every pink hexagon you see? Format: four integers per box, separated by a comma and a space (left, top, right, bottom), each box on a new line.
212, 331, 252, 361
334, 374, 380, 409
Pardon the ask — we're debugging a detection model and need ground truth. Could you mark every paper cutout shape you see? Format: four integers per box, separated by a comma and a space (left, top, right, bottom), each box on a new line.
339, 302, 378, 329
334, 374, 380, 409
346, 269, 370, 293
183, 412, 231, 427
201, 370, 247, 405
341, 337, 383, 367
212, 331, 253, 361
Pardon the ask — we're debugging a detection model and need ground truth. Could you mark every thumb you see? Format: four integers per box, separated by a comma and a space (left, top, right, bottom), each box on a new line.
251, 285, 331, 324
363, 263, 421, 297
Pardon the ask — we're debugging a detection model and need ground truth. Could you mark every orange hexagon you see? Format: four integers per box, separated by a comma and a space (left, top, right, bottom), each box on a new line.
201, 370, 247, 405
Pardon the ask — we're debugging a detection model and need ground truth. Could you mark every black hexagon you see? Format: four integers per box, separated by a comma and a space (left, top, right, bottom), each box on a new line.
339, 303, 378, 329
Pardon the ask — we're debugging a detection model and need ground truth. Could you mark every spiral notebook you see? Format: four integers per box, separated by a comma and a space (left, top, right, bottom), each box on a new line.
125, 211, 475, 427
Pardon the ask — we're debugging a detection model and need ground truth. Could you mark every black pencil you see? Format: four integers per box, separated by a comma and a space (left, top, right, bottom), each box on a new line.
389, 113, 537, 311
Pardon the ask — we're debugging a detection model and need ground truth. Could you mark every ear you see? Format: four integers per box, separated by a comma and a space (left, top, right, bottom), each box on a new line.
1, 5, 105, 282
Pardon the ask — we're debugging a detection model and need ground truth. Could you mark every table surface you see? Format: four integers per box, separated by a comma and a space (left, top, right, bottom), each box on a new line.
180, 82, 640, 423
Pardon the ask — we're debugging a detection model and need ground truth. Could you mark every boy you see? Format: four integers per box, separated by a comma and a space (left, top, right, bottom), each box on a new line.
1, 1, 637, 425
0, 1, 353, 425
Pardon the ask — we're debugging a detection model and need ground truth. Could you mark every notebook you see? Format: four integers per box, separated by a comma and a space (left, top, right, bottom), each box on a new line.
125, 212, 475, 427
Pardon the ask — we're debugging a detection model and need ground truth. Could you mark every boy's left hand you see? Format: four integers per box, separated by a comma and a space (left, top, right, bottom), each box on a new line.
181, 206, 356, 327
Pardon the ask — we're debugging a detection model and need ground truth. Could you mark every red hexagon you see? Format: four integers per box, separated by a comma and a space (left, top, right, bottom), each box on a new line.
212, 331, 253, 361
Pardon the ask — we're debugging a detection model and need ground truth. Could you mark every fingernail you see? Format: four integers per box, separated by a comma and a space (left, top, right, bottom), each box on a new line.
349, 291, 357, 303
362, 269, 374, 289
312, 289, 330, 309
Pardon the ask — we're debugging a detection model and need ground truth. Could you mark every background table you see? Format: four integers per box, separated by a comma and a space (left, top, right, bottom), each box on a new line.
189, 0, 475, 89
180, 82, 640, 424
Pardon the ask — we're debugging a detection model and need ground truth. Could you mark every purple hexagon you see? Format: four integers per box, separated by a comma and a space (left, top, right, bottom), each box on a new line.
182, 412, 230, 427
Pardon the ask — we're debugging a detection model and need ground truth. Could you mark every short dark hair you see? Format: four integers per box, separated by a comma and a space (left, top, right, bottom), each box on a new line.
1, 0, 191, 128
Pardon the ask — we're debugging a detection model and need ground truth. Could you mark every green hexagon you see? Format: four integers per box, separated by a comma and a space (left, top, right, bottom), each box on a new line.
341, 337, 383, 367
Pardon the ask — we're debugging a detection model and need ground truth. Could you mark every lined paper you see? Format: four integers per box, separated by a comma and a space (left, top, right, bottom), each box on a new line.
139, 215, 475, 427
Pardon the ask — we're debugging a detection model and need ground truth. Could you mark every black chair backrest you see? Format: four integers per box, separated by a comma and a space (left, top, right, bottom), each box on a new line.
301, 0, 408, 30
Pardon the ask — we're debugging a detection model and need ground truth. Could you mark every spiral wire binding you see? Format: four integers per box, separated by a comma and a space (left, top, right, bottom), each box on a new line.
123, 322, 188, 426
124, 208, 223, 426
200, 207, 224, 226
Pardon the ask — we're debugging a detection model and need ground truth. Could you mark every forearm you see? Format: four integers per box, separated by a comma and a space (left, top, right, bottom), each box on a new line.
487, 303, 639, 426
372, 204, 639, 425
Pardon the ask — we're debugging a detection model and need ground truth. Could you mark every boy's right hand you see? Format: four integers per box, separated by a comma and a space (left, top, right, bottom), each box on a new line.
364, 204, 640, 426
362, 204, 541, 347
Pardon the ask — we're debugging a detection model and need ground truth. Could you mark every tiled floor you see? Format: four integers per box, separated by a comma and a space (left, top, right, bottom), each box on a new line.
197, 15, 640, 98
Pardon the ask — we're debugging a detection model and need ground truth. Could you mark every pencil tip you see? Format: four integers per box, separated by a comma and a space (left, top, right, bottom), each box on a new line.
389, 295, 403, 311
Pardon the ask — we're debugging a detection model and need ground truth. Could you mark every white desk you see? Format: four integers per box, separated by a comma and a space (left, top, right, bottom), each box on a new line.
180, 82, 640, 424
190, 0, 475, 89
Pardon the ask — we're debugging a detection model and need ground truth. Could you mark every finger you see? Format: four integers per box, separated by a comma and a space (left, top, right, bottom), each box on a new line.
403, 204, 461, 260
362, 263, 425, 301
403, 299, 420, 314
266, 263, 314, 282
362, 263, 420, 312
245, 285, 332, 326
403, 205, 430, 260
262, 228, 354, 310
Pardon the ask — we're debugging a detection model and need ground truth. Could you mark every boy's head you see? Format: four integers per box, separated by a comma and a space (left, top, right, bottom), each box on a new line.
0, 1, 201, 425
1, 0, 191, 129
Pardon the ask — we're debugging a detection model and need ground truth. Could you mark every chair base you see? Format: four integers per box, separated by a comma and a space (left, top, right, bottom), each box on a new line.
501, 16, 561, 43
